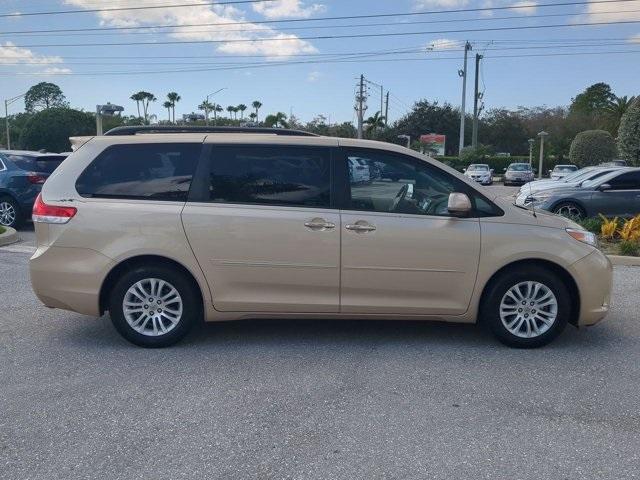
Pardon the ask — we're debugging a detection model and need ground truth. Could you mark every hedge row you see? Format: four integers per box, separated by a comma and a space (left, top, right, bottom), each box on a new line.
432, 156, 566, 174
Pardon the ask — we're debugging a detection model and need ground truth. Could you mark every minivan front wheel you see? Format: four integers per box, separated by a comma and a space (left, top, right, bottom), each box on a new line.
108, 266, 199, 347
482, 266, 570, 348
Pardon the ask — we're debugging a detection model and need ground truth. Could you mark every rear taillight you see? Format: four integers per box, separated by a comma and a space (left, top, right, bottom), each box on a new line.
27, 173, 47, 185
32, 194, 77, 224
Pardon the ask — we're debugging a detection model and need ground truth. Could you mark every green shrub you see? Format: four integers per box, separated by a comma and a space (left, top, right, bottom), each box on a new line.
617, 97, 640, 166
577, 216, 605, 234
619, 240, 640, 256
569, 130, 617, 167
0, 226, 5, 235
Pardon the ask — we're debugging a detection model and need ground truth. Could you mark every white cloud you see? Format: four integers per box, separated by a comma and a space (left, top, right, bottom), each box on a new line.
253, 0, 326, 19
414, 0, 469, 8
415, 0, 537, 15
307, 70, 320, 82
0, 42, 63, 65
579, 0, 640, 22
63, 0, 317, 57
40, 67, 73, 75
630, 34, 640, 43
508, 1, 537, 15
426, 38, 463, 50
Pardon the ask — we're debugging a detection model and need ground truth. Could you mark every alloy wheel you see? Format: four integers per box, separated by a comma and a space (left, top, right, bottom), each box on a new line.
499, 281, 558, 338
0, 201, 16, 227
554, 204, 583, 219
122, 278, 183, 337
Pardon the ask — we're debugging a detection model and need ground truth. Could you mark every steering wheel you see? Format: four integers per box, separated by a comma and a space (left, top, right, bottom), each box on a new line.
389, 183, 412, 212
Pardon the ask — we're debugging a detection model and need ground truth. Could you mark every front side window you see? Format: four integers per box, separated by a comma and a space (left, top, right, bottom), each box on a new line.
607, 171, 640, 190
343, 148, 500, 217
207, 146, 331, 208
76, 143, 200, 201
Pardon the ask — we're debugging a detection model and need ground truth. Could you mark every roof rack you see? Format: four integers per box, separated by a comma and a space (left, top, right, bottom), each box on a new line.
103, 125, 319, 137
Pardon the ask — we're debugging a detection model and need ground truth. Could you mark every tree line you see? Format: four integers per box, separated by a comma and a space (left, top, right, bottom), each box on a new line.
0, 81, 638, 165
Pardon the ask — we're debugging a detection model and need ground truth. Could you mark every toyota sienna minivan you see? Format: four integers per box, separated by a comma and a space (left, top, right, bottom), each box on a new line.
29, 126, 612, 348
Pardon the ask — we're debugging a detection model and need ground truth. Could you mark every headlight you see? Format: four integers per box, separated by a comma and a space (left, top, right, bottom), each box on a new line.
566, 228, 598, 248
528, 192, 553, 203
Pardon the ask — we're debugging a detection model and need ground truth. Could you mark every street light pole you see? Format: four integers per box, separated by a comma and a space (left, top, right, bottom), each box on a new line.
528, 138, 535, 166
96, 103, 124, 135
206, 87, 227, 126
4, 92, 27, 150
537, 131, 549, 179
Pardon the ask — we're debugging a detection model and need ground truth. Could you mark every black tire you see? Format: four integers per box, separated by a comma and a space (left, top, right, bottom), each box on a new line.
481, 265, 571, 348
108, 265, 200, 347
552, 202, 586, 220
0, 196, 22, 229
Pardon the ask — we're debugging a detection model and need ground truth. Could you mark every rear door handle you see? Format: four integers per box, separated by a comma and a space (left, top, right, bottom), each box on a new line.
304, 218, 335, 230
345, 223, 376, 232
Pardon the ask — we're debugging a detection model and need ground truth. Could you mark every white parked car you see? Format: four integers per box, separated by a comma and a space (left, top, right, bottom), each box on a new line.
463, 164, 493, 185
549, 164, 578, 180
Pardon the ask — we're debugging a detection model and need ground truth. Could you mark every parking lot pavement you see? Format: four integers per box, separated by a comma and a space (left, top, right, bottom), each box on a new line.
1, 248, 639, 479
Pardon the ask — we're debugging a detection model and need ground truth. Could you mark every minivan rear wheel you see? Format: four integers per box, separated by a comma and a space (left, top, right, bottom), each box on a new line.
481, 266, 570, 348
108, 265, 199, 347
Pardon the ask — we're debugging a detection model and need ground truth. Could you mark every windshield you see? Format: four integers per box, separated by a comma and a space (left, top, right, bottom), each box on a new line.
7, 154, 66, 174
561, 168, 593, 182
554, 166, 577, 173
508, 164, 531, 171
467, 165, 489, 171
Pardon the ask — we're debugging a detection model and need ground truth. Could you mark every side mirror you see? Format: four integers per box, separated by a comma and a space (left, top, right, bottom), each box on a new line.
503, 167, 507, 172
448, 192, 472, 217
598, 183, 612, 192
490, 169, 494, 173
548, 169, 553, 174
462, 168, 466, 172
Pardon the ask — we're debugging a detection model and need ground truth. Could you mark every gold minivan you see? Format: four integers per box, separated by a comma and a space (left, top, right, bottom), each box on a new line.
29, 127, 612, 348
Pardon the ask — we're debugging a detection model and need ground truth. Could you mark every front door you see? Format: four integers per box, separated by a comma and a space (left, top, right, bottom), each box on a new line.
590, 171, 640, 217
182, 144, 340, 313
338, 147, 482, 315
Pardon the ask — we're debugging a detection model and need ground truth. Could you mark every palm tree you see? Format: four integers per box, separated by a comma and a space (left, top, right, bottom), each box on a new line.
248, 112, 257, 122
213, 103, 223, 125
166, 92, 181, 123
162, 101, 172, 122
226, 105, 235, 120
130, 92, 144, 118
198, 100, 214, 125
140, 92, 156, 124
264, 112, 288, 128
605, 95, 637, 134
364, 111, 386, 136
237, 104, 247, 120
252, 100, 262, 122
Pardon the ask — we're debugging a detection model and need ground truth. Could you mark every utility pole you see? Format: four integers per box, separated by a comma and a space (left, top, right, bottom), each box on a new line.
4, 92, 27, 150
471, 53, 483, 149
384, 91, 389, 127
458, 41, 472, 154
356, 74, 366, 139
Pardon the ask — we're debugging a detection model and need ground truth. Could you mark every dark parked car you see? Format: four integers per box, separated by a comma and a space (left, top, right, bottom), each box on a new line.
0, 151, 67, 228
526, 168, 640, 219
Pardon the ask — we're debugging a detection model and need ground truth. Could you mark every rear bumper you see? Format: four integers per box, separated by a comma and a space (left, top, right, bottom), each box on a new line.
30, 245, 113, 317
568, 249, 613, 326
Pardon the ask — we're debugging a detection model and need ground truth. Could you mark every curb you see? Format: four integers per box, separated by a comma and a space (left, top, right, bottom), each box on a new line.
0, 227, 19, 247
607, 255, 640, 267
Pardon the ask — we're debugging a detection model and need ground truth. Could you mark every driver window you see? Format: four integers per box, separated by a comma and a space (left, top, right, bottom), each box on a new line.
344, 148, 468, 217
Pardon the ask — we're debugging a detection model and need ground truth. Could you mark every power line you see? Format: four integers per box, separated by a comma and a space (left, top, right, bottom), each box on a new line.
0, 0, 276, 18
5, 8, 640, 38
2, 48, 640, 76
1, 0, 636, 33
6, 19, 640, 48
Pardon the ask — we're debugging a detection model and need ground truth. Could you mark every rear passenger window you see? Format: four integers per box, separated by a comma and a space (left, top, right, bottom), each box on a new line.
76, 143, 200, 201
207, 146, 331, 208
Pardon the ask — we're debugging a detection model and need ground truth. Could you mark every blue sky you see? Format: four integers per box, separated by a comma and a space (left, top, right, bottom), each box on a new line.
1, 0, 639, 123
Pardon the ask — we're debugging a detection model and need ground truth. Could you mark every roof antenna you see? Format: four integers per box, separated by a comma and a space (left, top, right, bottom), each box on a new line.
528, 178, 537, 218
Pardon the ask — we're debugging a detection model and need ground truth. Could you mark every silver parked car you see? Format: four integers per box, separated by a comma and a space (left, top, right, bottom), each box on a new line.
526, 168, 640, 218
464, 164, 493, 185
549, 164, 578, 180
504, 163, 535, 186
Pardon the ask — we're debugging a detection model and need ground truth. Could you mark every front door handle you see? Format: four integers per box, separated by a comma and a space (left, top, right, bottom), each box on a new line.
304, 218, 336, 230
345, 223, 376, 232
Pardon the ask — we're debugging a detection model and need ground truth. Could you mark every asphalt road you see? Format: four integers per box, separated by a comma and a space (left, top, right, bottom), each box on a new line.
3, 185, 640, 480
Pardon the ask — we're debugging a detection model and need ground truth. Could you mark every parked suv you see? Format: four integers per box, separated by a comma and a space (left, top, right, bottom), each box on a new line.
30, 127, 612, 348
0, 150, 67, 228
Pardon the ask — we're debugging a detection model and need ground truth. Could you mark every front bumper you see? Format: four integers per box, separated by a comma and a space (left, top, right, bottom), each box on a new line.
504, 177, 533, 185
568, 249, 613, 326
